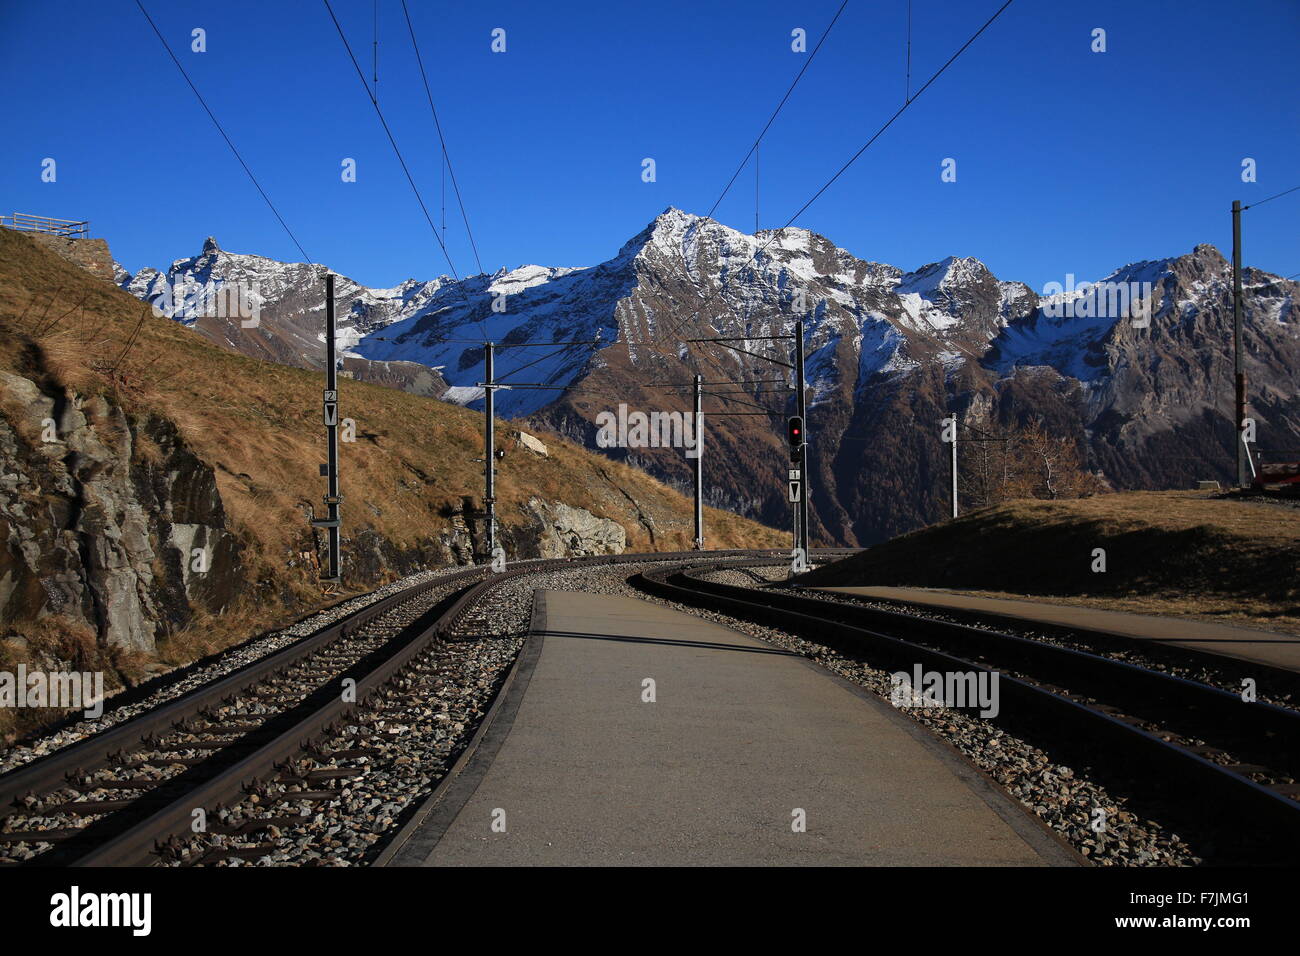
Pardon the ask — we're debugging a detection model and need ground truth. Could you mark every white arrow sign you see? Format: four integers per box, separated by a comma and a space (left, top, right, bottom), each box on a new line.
324, 402, 338, 427
789, 480, 802, 502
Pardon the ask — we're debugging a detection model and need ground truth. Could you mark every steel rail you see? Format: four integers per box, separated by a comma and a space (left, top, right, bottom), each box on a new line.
0, 550, 816, 865
0, 564, 489, 825
630, 560, 1300, 857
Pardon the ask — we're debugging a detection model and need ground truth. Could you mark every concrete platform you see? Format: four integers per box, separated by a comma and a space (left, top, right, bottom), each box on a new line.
817, 587, 1300, 674
388, 590, 1077, 867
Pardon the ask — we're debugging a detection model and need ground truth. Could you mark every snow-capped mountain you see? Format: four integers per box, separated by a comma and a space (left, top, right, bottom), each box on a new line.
119, 211, 1300, 545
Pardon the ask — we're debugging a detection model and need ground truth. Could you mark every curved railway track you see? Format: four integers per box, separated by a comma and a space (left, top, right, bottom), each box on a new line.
0, 550, 809, 867
631, 558, 1300, 863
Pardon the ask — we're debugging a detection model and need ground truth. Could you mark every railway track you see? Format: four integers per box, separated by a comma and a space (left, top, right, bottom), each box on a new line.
631, 558, 1300, 863
0, 550, 804, 867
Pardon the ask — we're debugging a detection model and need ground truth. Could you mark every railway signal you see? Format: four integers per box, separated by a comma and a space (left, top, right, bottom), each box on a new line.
787, 415, 804, 456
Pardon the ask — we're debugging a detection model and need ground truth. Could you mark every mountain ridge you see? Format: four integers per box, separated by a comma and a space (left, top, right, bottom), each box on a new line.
115, 209, 1300, 545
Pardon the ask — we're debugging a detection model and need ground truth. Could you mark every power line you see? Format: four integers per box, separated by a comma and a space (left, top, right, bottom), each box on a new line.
706, 0, 851, 220
134, 0, 312, 264
776, 0, 1015, 237
322, 3, 461, 280
322, 0, 490, 342
661, 0, 1015, 351
1244, 184, 1300, 210
400, 0, 485, 275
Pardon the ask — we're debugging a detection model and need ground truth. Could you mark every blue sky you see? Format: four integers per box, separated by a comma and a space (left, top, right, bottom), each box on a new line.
1, 0, 1297, 292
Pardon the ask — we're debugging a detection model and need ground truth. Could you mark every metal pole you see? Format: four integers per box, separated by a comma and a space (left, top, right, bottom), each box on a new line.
693, 373, 704, 550
951, 414, 959, 519
484, 342, 496, 559
1232, 199, 1248, 489
794, 318, 809, 556
324, 273, 341, 581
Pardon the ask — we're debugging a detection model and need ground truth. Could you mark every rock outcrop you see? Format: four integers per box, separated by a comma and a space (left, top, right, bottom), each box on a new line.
0, 369, 239, 652
520, 498, 626, 558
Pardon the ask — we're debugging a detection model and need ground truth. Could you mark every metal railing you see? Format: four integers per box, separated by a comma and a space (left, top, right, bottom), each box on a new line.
0, 212, 89, 238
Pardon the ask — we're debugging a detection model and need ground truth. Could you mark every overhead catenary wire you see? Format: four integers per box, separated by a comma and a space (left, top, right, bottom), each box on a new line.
321, 0, 490, 341
779, 0, 1015, 233
661, 0, 1016, 351
706, 0, 851, 220
1243, 184, 1300, 210
134, 0, 312, 264
400, 0, 485, 275
322, 0, 455, 271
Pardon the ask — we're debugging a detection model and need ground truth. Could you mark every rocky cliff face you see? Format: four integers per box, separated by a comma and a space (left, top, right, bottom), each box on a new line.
0, 369, 240, 653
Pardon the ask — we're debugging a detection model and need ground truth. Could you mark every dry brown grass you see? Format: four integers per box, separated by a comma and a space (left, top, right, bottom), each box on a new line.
0, 616, 151, 745
802, 490, 1300, 633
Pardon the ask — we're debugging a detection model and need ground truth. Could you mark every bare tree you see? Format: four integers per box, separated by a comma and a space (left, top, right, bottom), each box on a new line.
958, 419, 1102, 506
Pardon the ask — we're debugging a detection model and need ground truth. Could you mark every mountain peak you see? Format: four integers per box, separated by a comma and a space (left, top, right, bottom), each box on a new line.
202, 236, 221, 255
898, 255, 994, 297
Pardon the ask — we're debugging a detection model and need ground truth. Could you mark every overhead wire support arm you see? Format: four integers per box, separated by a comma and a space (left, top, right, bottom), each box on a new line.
493, 337, 605, 383
495, 340, 604, 349
701, 392, 780, 413
645, 378, 789, 389
691, 341, 794, 368
475, 382, 570, 391
686, 335, 797, 342
1242, 184, 1300, 210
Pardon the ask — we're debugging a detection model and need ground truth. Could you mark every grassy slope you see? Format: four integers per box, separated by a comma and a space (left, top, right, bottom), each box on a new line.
799, 491, 1300, 633
0, 229, 782, 670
